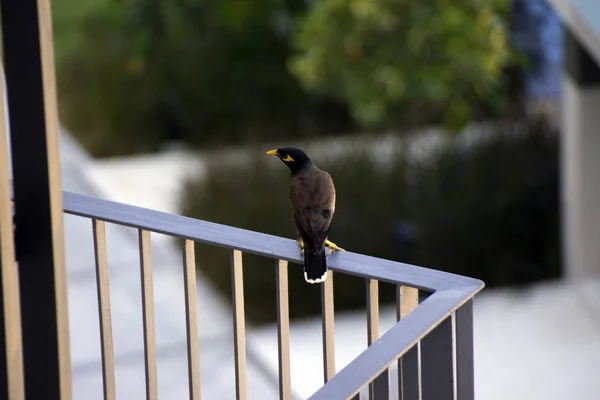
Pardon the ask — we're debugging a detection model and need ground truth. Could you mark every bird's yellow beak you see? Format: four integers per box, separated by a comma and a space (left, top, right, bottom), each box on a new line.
266, 149, 279, 156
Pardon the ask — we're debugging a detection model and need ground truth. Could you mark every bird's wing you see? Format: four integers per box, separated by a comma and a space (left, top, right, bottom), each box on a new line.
290, 169, 336, 251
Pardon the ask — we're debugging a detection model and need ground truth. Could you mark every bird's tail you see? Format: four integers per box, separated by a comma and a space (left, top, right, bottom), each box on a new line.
303, 249, 327, 284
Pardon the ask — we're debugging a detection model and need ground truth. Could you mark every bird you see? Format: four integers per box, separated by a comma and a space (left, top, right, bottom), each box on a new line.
267, 147, 343, 283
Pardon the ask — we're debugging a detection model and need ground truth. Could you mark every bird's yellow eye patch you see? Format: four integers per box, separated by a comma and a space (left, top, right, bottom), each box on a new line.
266, 149, 294, 162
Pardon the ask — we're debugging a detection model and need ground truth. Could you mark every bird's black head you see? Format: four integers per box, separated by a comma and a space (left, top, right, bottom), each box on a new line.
266, 147, 313, 175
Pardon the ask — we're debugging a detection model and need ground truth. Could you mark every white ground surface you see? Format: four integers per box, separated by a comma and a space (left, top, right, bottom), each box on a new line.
77, 130, 600, 399
248, 279, 600, 400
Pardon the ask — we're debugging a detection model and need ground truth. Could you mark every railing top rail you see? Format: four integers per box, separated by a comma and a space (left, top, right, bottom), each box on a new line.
62, 190, 482, 293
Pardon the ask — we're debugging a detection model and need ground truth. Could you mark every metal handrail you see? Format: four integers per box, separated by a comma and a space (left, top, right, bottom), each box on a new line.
61, 189, 484, 400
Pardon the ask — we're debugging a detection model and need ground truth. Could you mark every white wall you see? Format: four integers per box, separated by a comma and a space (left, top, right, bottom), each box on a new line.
561, 76, 600, 279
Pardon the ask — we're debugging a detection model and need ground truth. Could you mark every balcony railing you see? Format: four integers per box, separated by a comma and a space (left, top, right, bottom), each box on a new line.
56, 189, 483, 400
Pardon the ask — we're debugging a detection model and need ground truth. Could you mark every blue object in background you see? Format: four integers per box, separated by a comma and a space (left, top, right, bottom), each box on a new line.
511, 0, 563, 98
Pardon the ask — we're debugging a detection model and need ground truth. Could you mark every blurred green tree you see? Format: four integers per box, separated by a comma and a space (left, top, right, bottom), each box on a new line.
289, 0, 511, 132
53, 0, 354, 157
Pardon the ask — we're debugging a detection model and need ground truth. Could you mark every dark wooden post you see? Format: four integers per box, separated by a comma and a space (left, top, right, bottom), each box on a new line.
0, 0, 71, 399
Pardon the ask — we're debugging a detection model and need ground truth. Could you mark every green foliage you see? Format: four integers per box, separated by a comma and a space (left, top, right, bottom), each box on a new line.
289, 0, 511, 131
53, 0, 354, 157
54, 0, 163, 155
52, 0, 110, 66
180, 117, 560, 324
52, 0, 521, 157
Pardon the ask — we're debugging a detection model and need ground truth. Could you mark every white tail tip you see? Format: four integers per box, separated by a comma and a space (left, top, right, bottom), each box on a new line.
304, 271, 327, 284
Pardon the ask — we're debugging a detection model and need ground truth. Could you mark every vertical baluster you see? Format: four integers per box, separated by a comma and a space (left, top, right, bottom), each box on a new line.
396, 286, 419, 400
420, 316, 453, 400
183, 240, 201, 400
275, 259, 291, 400
367, 279, 389, 400
231, 250, 247, 400
320, 272, 335, 383
92, 220, 116, 400
139, 230, 158, 400
455, 300, 474, 400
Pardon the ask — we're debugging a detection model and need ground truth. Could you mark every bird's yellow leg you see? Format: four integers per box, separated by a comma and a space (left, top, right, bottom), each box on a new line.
296, 236, 305, 254
325, 239, 344, 255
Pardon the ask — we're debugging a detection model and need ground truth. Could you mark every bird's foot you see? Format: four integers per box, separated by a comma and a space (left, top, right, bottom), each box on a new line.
297, 237, 305, 254
325, 239, 344, 255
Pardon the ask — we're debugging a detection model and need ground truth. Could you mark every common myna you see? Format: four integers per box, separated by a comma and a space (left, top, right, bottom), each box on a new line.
267, 147, 343, 283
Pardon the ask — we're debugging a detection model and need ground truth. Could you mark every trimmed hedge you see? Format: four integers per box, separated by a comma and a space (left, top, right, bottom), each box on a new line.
180, 117, 560, 324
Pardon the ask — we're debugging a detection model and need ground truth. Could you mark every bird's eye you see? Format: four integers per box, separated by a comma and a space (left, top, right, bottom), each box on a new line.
281, 154, 294, 162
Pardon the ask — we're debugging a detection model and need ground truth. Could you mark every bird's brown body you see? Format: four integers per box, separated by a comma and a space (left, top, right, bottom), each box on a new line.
267, 147, 343, 283
290, 165, 336, 282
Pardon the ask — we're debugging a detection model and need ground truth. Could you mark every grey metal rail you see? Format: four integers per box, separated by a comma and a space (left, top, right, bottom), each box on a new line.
62, 190, 484, 400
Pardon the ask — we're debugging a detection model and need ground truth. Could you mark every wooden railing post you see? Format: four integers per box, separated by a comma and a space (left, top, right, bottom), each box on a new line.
139, 230, 158, 400
321, 271, 336, 384
275, 259, 291, 400
92, 221, 116, 400
231, 250, 248, 400
183, 240, 201, 400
